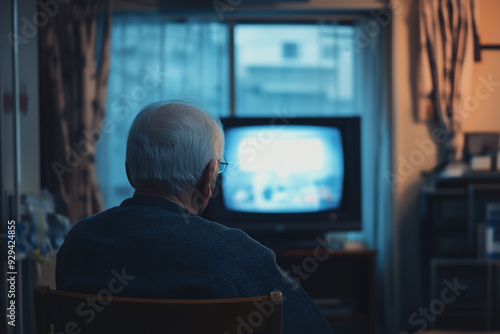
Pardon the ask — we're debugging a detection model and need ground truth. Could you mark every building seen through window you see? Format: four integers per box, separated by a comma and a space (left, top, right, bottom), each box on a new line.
96, 18, 357, 208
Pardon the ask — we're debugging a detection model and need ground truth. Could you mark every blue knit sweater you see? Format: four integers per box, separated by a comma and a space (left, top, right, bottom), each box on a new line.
56, 196, 334, 333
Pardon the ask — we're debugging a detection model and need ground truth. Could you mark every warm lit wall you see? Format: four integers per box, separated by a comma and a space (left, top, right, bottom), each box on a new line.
392, 0, 500, 332
463, 0, 500, 134
393, 0, 437, 332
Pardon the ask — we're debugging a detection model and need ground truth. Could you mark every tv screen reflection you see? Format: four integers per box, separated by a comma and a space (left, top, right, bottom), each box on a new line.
223, 125, 344, 213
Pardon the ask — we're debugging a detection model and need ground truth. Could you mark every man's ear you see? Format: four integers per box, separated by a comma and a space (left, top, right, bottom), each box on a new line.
191, 159, 218, 215
125, 162, 133, 186
197, 159, 218, 199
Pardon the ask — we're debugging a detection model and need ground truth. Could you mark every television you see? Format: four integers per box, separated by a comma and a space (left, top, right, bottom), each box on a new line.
203, 117, 361, 242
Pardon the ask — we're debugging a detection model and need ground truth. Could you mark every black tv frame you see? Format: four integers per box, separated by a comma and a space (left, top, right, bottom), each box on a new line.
203, 116, 362, 239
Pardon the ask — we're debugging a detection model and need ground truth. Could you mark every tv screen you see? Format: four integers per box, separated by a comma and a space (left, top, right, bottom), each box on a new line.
203, 117, 361, 238
223, 125, 344, 213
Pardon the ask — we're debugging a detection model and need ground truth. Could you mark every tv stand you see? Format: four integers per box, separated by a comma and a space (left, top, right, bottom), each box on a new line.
275, 248, 376, 334
248, 231, 349, 253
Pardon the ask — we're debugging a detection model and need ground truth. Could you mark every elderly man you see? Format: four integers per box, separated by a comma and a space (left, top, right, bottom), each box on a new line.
56, 102, 334, 333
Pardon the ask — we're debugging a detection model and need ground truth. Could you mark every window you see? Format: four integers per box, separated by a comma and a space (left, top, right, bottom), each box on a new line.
97, 16, 358, 208
235, 24, 354, 117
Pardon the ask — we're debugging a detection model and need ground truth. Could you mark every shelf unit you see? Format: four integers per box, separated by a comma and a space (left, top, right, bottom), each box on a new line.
421, 173, 500, 331
275, 249, 376, 334
431, 259, 500, 330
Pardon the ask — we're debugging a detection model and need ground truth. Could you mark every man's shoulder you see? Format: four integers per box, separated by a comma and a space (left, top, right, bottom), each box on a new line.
66, 198, 266, 246
188, 215, 271, 250
69, 196, 189, 229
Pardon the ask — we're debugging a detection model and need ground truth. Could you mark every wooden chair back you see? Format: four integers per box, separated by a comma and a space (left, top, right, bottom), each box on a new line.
33, 286, 282, 334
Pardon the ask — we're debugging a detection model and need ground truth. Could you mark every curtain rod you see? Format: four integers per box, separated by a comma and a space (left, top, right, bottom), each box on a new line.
112, 0, 384, 19
112, 10, 366, 22
474, 44, 500, 62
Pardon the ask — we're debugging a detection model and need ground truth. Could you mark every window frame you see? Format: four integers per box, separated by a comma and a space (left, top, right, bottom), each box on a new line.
227, 19, 357, 117
111, 10, 365, 117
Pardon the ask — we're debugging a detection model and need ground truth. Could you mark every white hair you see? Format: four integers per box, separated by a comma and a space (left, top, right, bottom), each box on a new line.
126, 101, 224, 196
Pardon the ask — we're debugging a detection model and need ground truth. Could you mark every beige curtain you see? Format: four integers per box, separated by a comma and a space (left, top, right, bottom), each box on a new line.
418, 0, 476, 151
40, 0, 111, 222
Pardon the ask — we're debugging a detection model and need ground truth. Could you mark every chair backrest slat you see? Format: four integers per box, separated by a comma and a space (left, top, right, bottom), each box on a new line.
34, 286, 283, 334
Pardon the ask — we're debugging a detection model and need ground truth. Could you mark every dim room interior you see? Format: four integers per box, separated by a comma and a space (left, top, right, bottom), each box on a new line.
1, 0, 500, 333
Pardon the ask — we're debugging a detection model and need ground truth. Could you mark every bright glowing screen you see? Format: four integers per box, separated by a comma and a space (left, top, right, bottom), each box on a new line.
223, 125, 344, 213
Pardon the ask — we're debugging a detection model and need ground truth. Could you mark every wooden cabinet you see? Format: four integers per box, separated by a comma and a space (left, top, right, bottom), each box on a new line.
431, 259, 500, 330
421, 174, 500, 330
276, 249, 376, 334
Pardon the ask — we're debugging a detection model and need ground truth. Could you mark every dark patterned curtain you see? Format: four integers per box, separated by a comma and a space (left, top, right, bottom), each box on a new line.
418, 0, 476, 158
40, 0, 111, 222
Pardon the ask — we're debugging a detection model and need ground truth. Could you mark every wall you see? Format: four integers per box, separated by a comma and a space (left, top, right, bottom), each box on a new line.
392, 0, 500, 332
1, 0, 46, 332
463, 0, 500, 134
1, 5, 41, 216
18, 2, 41, 197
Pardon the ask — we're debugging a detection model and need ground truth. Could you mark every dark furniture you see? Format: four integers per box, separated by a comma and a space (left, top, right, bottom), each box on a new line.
431, 259, 500, 330
33, 286, 283, 334
421, 171, 500, 330
276, 249, 376, 334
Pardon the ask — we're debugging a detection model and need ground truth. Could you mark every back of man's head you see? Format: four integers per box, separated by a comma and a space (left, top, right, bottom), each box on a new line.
125, 102, 224, 196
